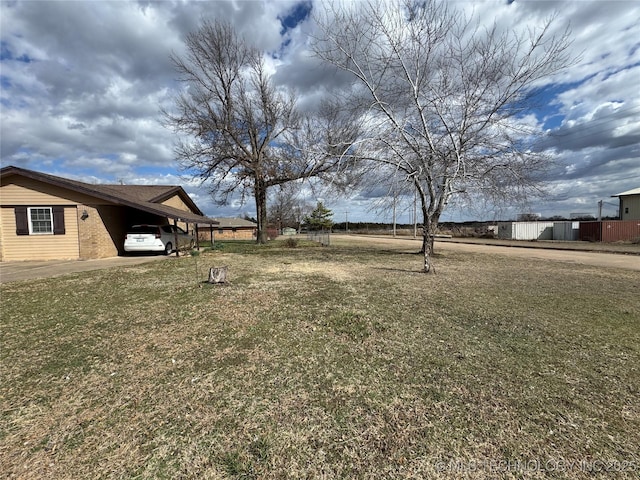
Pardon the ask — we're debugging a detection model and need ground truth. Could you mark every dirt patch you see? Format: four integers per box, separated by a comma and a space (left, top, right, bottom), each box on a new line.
262, 261, 359, 282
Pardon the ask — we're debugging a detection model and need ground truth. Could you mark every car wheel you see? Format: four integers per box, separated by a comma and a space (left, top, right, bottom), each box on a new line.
164, 242, 173, 255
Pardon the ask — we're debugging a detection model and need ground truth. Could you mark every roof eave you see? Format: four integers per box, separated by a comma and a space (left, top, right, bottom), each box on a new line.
1, 165, 215, 223
612, 187, 640, 197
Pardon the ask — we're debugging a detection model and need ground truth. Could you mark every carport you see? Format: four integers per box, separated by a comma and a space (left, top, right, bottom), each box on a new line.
153, 207, 219, 257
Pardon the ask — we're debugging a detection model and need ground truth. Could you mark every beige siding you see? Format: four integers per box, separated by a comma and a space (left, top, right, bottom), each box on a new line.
0, 217, 3, 262
0, 207, 80, 261
621, 195, 640, 220
161, 194, 194, 231
161, 194, 191, 211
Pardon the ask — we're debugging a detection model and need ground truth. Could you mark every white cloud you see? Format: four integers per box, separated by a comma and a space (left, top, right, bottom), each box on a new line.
1, 0, 638, 221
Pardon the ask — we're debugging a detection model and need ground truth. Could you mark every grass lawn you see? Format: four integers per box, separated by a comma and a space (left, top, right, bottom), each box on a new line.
1, 238, 639, 479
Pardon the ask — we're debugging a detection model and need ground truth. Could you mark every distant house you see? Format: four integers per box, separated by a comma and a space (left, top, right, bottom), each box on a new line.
612, 188, 640, 220
198, 217, 257, 241
0, 165, 216, 261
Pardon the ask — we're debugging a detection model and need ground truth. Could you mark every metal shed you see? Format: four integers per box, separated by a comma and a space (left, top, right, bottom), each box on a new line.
553, 221, 580, 241
497, 222, 555, 240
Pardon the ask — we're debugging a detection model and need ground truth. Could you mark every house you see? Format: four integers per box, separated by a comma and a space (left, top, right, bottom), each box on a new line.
612, 187, 640, 220
197, 217, 257, 241
0, 165, 216, 261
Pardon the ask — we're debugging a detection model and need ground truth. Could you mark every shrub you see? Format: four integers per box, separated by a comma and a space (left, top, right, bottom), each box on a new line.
284, 237, 298, 248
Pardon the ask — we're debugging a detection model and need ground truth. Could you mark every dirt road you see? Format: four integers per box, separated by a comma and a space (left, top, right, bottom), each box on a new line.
335, 235, 640, 271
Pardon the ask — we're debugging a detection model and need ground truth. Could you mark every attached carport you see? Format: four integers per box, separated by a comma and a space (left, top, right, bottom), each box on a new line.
52, 191, 219, 258
143, 205, 219, 257
52, 183, 219, 257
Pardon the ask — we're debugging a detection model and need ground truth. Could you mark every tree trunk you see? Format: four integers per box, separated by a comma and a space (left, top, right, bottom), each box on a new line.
421, 208, 438, 274
422, 234, 435, 273
208, 266, 228, 283
255, 178, 268, 244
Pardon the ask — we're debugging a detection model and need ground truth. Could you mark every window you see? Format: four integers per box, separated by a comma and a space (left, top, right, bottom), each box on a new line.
15, 206, 65, 236
29, 207, 53, 234
625, 207, 629, 214
130, 225, 160, 235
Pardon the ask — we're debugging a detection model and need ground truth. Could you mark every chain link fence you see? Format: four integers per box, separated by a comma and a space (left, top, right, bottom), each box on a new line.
307, 231, 331, 246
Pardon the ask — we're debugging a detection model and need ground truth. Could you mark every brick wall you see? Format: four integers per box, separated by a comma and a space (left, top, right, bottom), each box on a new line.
198, 227, 256, 241
77, 205, 125, 259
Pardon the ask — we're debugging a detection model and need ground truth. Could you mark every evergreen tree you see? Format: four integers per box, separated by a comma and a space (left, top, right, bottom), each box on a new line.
304, 202, 333, 231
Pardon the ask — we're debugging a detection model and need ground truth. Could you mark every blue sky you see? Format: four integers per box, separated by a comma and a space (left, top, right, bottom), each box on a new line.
1, 0, 639, 222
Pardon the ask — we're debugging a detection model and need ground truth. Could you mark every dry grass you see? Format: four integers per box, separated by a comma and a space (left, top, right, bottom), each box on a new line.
1, 239, 639, 479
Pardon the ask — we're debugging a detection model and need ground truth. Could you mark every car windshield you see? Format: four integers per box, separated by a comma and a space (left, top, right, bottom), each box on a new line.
128, 225, 158, 235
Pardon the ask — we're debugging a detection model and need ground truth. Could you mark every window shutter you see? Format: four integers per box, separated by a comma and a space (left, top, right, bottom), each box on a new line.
52, 206, 66, 235
15, 207, 29, 235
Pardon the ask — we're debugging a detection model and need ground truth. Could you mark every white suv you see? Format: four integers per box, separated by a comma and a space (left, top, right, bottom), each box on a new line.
124, 224, 194, 255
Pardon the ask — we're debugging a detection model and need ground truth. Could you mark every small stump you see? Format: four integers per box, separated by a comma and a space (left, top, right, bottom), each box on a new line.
208, 266, 228, 284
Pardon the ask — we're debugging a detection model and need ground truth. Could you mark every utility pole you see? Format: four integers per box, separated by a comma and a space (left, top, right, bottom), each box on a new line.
392, 193, 397, 238
597, 200, 603, 221
413, 189, 417, 238
344, 210, 349, 234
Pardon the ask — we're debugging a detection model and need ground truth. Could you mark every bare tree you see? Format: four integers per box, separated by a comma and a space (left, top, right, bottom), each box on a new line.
365, 164, 417, 235
164, 20, 355, 243
268, 182, 305, 230
313, 0, 573, 272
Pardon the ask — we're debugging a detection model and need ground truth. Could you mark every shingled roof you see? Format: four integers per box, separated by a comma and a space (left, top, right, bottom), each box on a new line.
0, 166, 217, 224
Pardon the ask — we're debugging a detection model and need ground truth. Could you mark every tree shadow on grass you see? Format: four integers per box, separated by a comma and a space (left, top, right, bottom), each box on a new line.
370, 249, 447, 273
373, 266, 426, 274
375, 249, 446, 258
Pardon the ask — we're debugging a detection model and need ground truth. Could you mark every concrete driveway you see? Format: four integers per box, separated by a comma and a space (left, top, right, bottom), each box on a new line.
0, 255, 171, 283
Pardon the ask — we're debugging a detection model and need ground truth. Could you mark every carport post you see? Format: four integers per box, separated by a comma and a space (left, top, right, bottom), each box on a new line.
173, 218, 179, 257
195, 223, 200, 250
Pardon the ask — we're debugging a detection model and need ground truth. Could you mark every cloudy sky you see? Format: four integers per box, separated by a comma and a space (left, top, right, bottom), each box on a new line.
1, 0, 639, 223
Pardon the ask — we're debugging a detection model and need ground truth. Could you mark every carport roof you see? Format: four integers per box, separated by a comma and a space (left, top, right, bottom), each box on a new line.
0, 165, 218, 225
